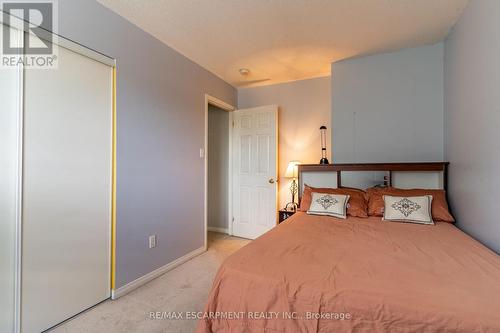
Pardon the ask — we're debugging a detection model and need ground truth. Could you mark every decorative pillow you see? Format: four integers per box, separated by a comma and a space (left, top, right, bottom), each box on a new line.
307, 192, 350, 219
366, 187, 455, 222
383, 195, 434, 225
300, 185, 368, 217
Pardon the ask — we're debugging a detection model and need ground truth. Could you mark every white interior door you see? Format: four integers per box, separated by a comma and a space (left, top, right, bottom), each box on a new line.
232, 105, 278, 239
21, 38, 113, 333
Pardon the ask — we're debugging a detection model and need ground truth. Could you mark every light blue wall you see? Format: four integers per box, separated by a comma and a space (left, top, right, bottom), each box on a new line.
331, 43, 444, 163
56, 1, 237, 287
444, 0, 500, 253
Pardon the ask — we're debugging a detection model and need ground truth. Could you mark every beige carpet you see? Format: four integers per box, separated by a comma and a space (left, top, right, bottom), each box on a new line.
49, 232, 250, 333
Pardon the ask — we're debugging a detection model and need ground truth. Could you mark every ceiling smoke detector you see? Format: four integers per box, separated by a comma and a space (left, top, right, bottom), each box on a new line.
239, 68, 250, 76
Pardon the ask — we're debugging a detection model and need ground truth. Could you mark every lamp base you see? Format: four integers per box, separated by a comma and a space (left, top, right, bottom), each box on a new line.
285, 202, 298, 212
319, 157, 329, 164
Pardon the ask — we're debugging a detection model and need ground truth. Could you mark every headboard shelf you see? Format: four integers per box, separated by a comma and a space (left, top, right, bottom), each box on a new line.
298, 162, 449, 201
298, 162, 448, 172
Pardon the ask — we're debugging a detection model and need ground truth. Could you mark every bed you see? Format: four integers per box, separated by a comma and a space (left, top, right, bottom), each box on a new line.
196, 163, 500, 333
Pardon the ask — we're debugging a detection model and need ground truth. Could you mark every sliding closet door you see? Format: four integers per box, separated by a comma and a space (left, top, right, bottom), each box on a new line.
21, 40, 113, 333
0, 24, 22, 333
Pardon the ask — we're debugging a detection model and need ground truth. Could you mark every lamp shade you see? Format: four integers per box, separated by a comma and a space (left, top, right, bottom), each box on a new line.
285, 161, 301, 178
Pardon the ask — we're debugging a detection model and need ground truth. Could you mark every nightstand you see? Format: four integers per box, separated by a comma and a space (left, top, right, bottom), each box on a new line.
278, 209, 296, 223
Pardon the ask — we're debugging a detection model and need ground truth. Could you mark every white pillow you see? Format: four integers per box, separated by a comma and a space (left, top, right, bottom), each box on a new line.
307, 192, 350, 219
383, 195, 434, 225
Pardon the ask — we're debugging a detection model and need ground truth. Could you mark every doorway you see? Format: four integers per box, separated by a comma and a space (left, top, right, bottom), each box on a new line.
204, 95, 235, 249
207, 104, 231, 235
204, 97, 279, 246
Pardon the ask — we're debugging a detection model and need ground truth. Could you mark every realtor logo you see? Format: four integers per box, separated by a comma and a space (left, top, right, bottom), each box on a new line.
1, 0, 58, 68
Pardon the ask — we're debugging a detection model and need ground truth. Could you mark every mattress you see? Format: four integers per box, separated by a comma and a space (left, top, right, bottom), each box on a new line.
196, 212, 500, 332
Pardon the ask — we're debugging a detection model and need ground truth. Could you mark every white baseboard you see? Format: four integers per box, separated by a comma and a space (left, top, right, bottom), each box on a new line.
111, 246, 206, 299
207, 226, 229, 234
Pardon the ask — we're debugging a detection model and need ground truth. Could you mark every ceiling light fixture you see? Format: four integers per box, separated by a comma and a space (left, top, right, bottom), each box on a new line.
239, 68, 250, 76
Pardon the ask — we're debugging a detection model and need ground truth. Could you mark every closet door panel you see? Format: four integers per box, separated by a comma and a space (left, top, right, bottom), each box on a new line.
22, 43, 112, 333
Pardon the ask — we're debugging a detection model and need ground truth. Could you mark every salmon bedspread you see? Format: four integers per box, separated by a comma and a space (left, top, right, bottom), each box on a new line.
197, 213, 500, 332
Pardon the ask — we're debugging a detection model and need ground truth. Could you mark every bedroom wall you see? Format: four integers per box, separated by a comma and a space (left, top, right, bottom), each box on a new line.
207, 105, 230, 232
331, 43, 444, 163
238, 76, 331, 209
444, 0, 500, 253
55, 0, 237, 288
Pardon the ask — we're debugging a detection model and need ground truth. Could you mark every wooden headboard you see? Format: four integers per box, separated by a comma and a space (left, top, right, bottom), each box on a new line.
298, 162, 449, 202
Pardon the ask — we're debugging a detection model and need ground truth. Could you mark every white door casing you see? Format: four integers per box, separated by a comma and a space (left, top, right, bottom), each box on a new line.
232, 105, 278, 239
0, 23, 22, 333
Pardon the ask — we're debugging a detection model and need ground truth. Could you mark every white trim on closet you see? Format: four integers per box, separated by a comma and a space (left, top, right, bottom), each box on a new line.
0, 10, 115, 67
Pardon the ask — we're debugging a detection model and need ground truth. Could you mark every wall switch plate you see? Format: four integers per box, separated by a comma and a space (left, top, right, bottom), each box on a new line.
149, 235, 156, 249
199, 148, 205, 158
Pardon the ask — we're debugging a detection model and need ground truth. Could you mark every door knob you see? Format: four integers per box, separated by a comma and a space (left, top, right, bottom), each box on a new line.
268, 178, 275, 184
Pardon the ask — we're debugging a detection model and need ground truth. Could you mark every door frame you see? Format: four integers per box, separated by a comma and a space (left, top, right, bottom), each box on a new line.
204, 94, 235, 250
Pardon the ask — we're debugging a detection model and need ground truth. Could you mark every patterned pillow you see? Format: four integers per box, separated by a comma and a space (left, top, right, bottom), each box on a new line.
365, 187, 454, 222
300, 185, 368, 217
307, 192, 350, 219
383, 195, 434, 225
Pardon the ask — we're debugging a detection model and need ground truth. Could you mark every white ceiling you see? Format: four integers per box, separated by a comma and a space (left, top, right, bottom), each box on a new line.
97, 0, 469, 88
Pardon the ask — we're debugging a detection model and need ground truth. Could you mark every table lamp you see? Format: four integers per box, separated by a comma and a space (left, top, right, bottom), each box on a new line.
285, 161, 301, 211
